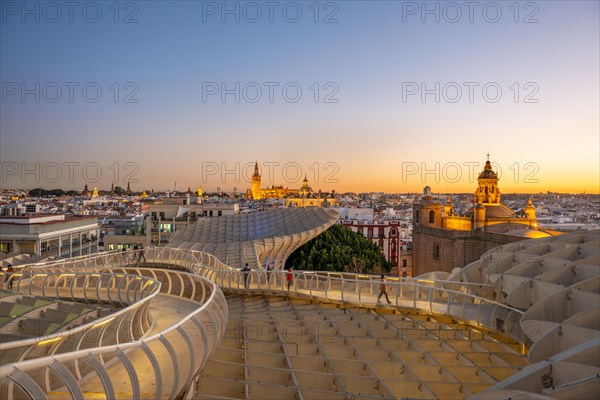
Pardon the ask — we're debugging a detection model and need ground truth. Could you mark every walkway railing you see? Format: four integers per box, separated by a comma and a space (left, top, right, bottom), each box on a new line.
0, 250, 228, 400
13, 248, 520, 343
138, 247, 522, 344
196, 263, 524, 344
1, 271, 160, 366
139, 247, 522, 344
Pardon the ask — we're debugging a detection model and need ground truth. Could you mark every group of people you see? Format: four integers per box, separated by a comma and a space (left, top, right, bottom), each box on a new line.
120, 245, 147, 263
238, 265, 390, 303
240, 263, 295, 290
0, 265, 14, 290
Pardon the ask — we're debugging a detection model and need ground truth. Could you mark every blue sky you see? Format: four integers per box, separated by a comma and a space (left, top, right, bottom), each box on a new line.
1, 0, 599, 193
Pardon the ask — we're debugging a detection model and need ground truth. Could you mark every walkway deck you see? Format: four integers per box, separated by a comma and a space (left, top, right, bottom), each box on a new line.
194, 294, 528, 400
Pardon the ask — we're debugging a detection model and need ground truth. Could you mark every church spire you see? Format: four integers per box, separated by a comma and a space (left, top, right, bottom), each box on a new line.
484, 153, 492, 170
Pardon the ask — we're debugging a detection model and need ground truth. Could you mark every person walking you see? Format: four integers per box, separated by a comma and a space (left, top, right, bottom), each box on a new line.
377, 274, 391, 305
286, 267, 294, 290
5, 265, 14, 291
137, 244, 147, 263
241, 263, 251, 289
132, 244, 139, 262
265, 264, 272, 285
120, 247, 128, 265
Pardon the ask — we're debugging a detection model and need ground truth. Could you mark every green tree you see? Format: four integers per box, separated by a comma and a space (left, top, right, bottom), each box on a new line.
286, 224, 391, 273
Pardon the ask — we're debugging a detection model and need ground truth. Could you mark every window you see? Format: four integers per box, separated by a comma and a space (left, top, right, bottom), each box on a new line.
402, 259, 407, 268
391, 228, 397, 236
0, 243, 13, 253
429, 210, 435, 224
218, 211, 222, 217
415, 210, 420, 223
434, 245, 440, 260
159, 224, 173, 232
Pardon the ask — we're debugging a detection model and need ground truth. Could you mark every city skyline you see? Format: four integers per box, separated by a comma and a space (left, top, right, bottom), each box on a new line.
1, 155, 598, 194
1, 1, 599, 194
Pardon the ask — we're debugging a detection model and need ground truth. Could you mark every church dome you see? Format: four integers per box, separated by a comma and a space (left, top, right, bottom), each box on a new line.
478, 160, 498, 179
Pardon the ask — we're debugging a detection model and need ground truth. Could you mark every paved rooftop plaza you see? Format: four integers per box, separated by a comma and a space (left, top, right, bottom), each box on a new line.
0, 228, 598, 399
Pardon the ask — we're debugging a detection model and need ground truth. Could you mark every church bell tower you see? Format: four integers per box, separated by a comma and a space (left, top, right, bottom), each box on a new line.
251, 162, 262, 200
474, 154, 501, 204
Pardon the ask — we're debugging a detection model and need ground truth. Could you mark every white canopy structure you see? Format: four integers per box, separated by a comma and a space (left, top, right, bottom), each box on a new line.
168, 207, 339, 269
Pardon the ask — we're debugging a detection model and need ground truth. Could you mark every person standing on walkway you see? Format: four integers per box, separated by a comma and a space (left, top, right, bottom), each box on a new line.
377, 274, 391, 305
241, 263, 251, 289
286, 267, 294, 290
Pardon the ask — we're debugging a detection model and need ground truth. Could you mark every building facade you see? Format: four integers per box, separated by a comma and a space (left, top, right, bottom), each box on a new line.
340, 220, 413, 276
101, 215, 147, 251
412, 157, 553, 276
0, 214, 99, 259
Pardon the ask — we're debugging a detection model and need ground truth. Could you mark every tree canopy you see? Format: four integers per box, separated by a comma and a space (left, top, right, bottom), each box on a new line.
286, 224, 391, 274
28, 188, 65, 197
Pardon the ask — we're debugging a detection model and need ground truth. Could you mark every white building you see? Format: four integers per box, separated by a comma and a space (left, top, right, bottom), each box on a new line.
0, 214, 99, 259
333, 207, 375, 223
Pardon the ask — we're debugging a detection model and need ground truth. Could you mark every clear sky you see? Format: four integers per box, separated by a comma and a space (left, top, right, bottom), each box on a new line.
1, 0, 598, 194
